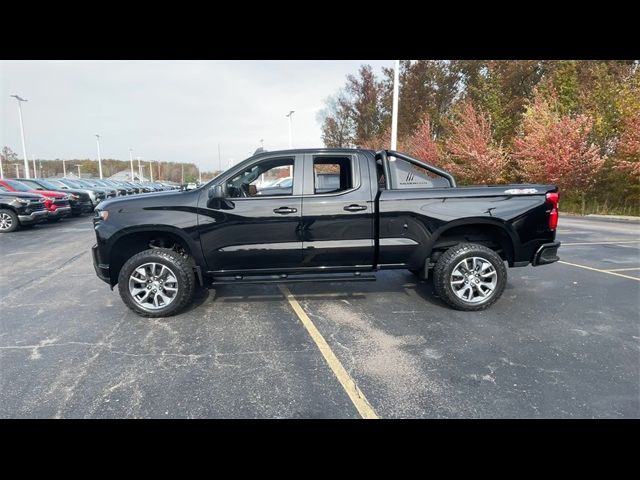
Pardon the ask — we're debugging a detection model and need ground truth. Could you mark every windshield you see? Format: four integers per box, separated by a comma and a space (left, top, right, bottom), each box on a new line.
60, 179, 82, 188
38, 179, 63, 190
3, 179, 32, 192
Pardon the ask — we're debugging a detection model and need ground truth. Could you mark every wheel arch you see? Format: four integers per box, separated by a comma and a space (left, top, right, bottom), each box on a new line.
426, 218, 519, 266
107, 225, 204, 286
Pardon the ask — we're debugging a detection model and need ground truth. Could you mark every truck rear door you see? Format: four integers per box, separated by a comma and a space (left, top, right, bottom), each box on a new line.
300, 152, 375, 269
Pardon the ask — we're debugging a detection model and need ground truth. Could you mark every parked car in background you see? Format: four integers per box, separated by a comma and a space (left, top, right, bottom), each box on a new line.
44, 178, 105, 207
0, 179, 72, 221
16, 178, 94, 215
73, 178, 118, 198
0, 186, 49, 232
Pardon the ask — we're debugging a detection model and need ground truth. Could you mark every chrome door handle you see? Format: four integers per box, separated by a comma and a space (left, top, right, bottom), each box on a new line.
344, 204, 367, 212
273, 207, 298, 214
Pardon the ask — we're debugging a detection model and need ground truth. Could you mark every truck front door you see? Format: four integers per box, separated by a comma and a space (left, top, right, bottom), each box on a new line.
198, 155, 303, 274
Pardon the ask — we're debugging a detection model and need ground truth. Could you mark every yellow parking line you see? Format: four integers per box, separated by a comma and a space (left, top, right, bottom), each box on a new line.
558, 261, 640, 281
278, 285, 379, 419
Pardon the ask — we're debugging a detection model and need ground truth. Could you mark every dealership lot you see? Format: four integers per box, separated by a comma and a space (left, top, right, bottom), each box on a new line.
0, 215, 638, 418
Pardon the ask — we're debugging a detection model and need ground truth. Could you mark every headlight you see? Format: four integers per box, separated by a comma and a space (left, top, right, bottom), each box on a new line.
68, 194, 80, 201
97, 210, 109, 221
13, 197, 29, 205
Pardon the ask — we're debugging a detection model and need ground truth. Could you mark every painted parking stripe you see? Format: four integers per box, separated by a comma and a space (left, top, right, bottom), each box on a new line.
561, 240, 640, 246
558, 261, 640, 281
278, 285, 379, 419
606, 267, 640, 272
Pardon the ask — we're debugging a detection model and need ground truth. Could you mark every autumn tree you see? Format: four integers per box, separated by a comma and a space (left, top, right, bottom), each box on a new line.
614, 112, 640, 177
317, 90, 355, 147
444, 102, 507, 184
513, 91, 605, 212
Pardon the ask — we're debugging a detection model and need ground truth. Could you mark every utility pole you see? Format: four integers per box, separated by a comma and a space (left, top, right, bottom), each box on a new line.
390, 60, 400, 150
10, 95, 30, 178
95, 134, 103, 179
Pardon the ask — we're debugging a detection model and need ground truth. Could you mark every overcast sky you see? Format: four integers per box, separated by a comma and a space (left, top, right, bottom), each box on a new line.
1, 60, 392, 171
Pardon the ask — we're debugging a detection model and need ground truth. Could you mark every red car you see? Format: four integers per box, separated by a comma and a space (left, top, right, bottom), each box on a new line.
0, 179, 72, 221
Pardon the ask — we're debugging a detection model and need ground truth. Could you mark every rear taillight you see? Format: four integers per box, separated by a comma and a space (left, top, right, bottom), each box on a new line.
546, 192, 559, 230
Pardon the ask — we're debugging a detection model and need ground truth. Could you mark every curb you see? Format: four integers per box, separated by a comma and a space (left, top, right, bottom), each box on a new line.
563, 213, 640, 224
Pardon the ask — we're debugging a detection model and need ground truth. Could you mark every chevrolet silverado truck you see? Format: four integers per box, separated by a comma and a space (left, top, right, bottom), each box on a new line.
0, 187, 49, 232
92, 149, 560, 317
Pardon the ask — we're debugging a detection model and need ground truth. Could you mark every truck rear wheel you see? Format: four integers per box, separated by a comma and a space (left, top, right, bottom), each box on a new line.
118, 248, 196, 318
432, 243, 507, 311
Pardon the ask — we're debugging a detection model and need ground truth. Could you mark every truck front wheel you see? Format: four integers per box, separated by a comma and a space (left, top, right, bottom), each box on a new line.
118, 248, 196, 317
432, 243, 507, 311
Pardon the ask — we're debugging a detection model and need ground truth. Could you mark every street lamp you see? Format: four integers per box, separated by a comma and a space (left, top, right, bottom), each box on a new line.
129, 149, 135, 181
31, 155, 37, 179
10, 95, 30, 179
95, 134, 103, 179
13, 163, 20, 177
75, 164, 82, 177
286, 110, 295, 148
147, 160, 154, 182
136, 157, 143, 182
390, 60, 400, 150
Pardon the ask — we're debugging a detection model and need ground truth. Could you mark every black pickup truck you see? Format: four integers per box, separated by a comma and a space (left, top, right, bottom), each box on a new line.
0, 188, 49, 232
92, 149, 560, 317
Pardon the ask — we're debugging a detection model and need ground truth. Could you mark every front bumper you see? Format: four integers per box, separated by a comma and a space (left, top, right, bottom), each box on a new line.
92, 244, 111, 284
48, 206, 72, 218
532, 241, 561, 266
18, 210, 49, 225
71, 201, 94, 214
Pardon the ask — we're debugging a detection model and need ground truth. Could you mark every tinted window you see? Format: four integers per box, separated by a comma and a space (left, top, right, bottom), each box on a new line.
388, 157, 450, 189
313, 156, 352, 194
226, 157, 294, 198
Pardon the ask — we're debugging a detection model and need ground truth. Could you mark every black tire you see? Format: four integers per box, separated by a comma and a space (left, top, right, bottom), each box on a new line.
0, 209, 19, 233
118, 248, 196, 318
432, 243, 507, 311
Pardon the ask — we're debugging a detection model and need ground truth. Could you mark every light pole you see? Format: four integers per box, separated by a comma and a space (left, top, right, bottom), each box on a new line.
136, 157, 143, 181
286, 110, 295, 148
181, 164, 185, 184
95, 134, 103, 179
13, 163, 20, 177
75, 164, 82, 177
129, 149, 135, 181
10, 95, 30, 179
62, 159, 67, 177
198, 165, 202, 184
31, 155, 37, 179
147, 160, 154, 182
0, 152, 4, 178
390, 60, 400, 150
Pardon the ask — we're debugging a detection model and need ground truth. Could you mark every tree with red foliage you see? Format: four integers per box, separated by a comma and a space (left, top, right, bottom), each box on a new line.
444, 102, 507, 184
513, 92, 605, 198
403, 116, 444, 167
614, 112, 640, 178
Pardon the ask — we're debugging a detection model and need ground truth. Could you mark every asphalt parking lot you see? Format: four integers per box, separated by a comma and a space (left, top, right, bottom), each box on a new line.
0, 215, 638, 418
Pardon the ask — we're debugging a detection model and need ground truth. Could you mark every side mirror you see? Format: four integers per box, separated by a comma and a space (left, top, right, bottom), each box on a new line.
208, 184, 226, 199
